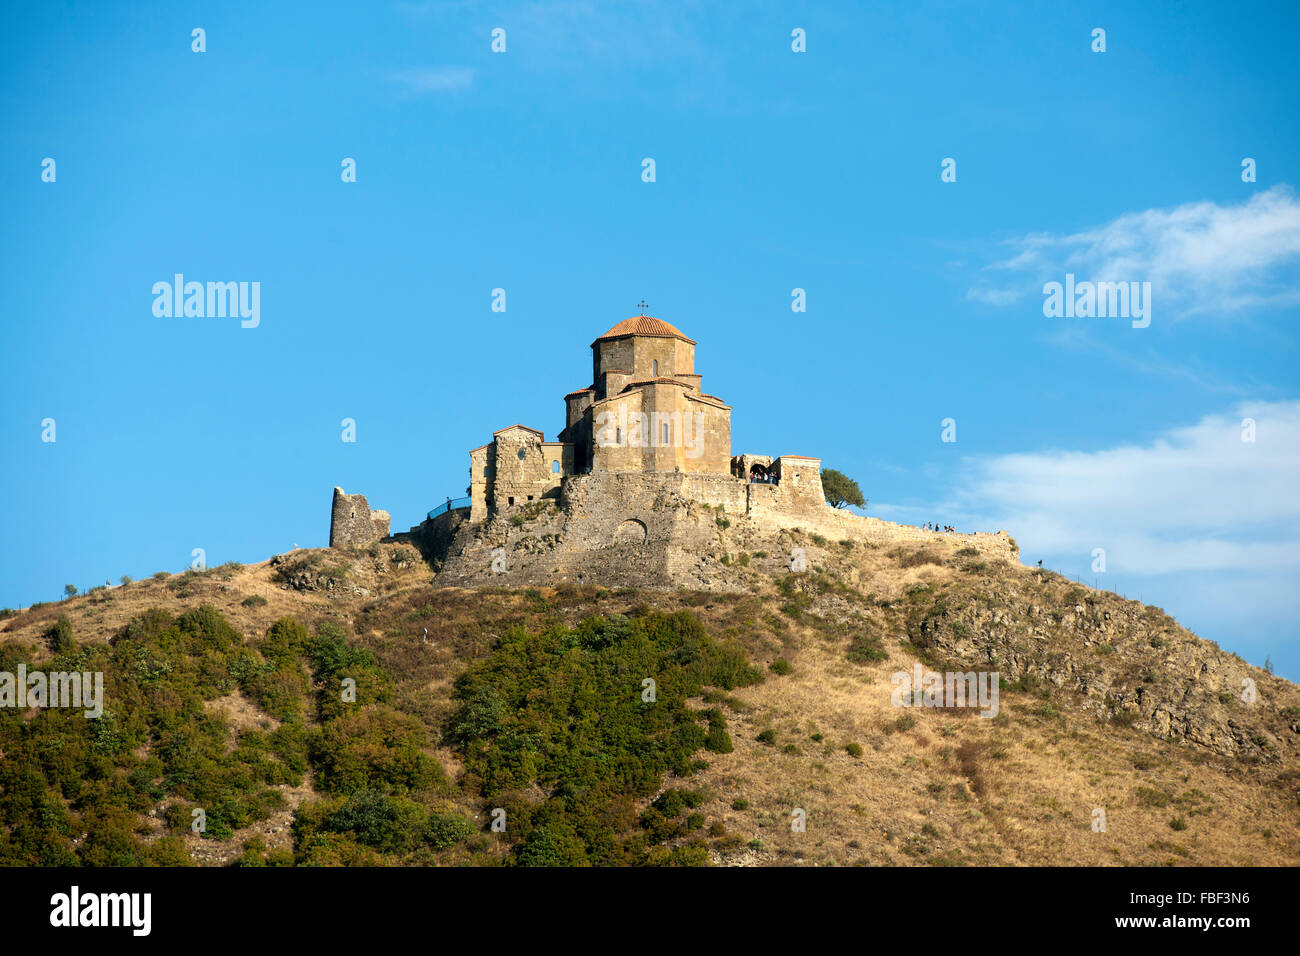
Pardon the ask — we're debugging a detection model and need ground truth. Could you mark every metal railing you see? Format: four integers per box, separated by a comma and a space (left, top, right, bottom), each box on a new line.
428, 496, 472, 521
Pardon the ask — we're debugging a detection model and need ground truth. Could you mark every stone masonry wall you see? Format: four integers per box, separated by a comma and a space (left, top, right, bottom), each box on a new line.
470, 445, 491, 523
329, 487, 390, 548
490, 428, 565, 508
429, 470, 1018, 590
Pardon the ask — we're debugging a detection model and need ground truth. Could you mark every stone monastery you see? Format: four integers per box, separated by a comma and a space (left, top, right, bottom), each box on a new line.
466, 311, 826, 524
329, 310, 1017, 589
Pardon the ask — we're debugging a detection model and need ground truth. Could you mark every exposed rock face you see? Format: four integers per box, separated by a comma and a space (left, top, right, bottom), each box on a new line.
903, 575, 1295, 761
270, 544, 419, 594
328, 487, 390, 548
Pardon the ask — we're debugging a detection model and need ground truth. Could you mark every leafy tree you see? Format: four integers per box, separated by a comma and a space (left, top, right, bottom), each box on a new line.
63, 584, 78, 599
821, 468, 865, 509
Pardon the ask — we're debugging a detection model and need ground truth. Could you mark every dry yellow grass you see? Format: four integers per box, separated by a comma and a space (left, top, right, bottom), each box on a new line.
690, 619, 1299, 865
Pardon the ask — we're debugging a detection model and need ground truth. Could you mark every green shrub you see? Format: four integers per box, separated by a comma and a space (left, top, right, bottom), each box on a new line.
891, 548, 944, 568
769, 658, 792, 675
703, 708, 733, 754
845, 742, 863, 758
515, 824, 589, 867
847, 634, 888, 664
888, 713, 916, 734
1136, 787, 1172, 808
45, 617, 75, 654
443, 611, 760, 865
241, 595, 268, 608
426, 812, 476, 850
325, 788, 429, 854
311, 707, 445, 796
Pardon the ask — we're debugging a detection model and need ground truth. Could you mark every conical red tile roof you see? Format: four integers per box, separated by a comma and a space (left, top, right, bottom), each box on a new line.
593, 315, 695, 345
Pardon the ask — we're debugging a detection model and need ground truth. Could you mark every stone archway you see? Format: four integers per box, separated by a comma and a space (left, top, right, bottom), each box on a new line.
614, 518, 648, 545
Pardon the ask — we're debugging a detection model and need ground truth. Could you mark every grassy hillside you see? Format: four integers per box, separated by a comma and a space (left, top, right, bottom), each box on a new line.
2, 536, 1297, 866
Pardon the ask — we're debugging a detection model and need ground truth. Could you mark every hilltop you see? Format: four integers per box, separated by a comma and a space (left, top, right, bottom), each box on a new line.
1, 526, 1297, 866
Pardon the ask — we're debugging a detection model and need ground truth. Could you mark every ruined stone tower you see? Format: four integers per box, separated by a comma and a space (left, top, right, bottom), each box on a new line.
328, 487, 390, 548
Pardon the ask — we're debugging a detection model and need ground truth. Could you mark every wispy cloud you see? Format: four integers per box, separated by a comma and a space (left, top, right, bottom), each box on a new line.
387, 66, 477, 95
923, 400, 1300, 667
390, 0, 731, 107
945, 399, 1300, 577
968, 186, 1300, 318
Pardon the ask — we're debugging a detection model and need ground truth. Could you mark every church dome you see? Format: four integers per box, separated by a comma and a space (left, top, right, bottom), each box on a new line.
593, 315, 696, 346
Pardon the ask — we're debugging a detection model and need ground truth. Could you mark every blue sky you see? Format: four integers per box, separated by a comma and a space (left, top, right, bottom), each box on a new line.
2, 1, 1298, 677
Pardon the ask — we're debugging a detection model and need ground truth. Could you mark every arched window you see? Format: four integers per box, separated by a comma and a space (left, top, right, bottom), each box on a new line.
661, 423, 669, 445
616, 427, 622, 445
551, 460, 560, 474
652, 359, 658, 376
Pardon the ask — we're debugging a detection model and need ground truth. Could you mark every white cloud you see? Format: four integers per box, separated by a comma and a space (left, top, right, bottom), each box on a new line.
875, 402, 1300, 672
945, 400, 1300, 577
970, 186, 1300, 318
949, 401, 1300, 668
388, 67, 476, 95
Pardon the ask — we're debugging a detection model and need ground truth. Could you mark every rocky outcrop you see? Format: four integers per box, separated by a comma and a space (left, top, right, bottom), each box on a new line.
270, 544, 420, 596
903, 574, 1298, 762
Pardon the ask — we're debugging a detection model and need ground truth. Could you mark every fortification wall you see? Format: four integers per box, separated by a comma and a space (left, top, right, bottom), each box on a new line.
427, 470, 1018, 589
743, 504, 1016, 560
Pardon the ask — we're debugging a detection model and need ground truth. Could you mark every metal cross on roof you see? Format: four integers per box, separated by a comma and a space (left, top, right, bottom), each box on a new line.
638, 299, 648, 315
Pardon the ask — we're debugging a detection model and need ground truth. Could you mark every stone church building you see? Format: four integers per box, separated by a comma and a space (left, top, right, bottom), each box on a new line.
468, 313, 821, 523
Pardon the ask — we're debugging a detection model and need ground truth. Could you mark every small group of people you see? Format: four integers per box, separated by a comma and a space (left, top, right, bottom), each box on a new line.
924, 522, 956, 532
